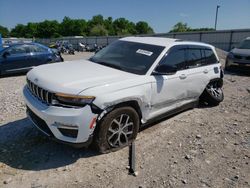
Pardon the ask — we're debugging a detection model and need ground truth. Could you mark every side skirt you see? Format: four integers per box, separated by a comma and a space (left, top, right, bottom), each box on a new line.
141, 100, 199, 128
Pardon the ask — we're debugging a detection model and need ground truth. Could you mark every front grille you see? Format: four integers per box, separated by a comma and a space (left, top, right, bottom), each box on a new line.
27, 106, 54, 137
27, 79, 53, 104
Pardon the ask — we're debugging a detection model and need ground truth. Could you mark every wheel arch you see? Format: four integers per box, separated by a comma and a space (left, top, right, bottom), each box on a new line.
95, 99, 144, 125
208, 77, 223, 88
91, 99, 143, 151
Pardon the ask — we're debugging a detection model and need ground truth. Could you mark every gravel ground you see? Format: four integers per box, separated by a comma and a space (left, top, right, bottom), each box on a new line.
0, 51, 249, 188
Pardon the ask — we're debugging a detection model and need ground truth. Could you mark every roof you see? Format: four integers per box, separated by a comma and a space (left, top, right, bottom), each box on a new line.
2, 42, 49, 50
120, 37, 177, 47
120, 36, 214, 49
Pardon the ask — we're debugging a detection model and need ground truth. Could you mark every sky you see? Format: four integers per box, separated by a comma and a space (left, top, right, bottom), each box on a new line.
0, 0, 249, 33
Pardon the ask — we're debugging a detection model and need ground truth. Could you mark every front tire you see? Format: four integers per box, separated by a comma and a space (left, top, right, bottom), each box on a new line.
94, 107, 139, 153
200, 81, 224, 106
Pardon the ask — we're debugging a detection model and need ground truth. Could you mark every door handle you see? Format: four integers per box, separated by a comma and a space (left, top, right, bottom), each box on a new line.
203, 69, 209, 74
179, 74, 187, 79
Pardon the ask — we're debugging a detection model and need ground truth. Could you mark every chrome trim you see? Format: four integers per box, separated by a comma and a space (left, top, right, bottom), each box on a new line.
26, 78, 53, 105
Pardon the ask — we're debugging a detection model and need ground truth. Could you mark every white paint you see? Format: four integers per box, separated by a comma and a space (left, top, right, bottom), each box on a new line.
23, 37, 222, 144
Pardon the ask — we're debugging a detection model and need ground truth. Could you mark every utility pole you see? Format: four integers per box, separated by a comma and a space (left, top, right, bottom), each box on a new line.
214, 5, 220, 30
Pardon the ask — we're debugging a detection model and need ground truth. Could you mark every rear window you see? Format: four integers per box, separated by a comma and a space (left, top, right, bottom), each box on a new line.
186, 48, 203, 68
28, 45, 47, 53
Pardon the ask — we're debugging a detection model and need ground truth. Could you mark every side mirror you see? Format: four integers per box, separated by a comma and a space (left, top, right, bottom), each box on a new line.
2, 51, 10, 58
152, 64, 178, 75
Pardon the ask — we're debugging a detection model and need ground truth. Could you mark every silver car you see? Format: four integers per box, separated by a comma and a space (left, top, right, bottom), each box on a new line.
225, 37, 250, 70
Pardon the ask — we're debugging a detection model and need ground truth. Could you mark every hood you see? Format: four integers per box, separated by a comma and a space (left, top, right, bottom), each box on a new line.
231, 48, 250, 56
27, 60, 138, 94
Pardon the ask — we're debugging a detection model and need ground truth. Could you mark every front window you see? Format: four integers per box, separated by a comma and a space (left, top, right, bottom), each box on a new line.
238, 39, 250, 49
6, 45, 27, 55
90, 40, 165, 75
160, 48, 186, 70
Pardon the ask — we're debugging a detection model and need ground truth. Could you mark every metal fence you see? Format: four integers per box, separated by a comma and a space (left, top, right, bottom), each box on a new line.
3, 29, 250, 51
153, 29, 250, 51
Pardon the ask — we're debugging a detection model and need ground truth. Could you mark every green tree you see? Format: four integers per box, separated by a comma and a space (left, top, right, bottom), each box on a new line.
127, 22, 137, 35
104, 17, 115, 36
169, 22, 215, 33
36, 20, 60, 38
90, 15, 104, 26
60, 17, 87, 36
169, 22, 190, 33
136, 21, 154, 34
87, 15, 105, 35
10, 24, 26, 37
113, 18, 131, 35
0, 25, 9, 37
89, 24, 108, 36
25, 22, 38, 38
7, 15, 155, 38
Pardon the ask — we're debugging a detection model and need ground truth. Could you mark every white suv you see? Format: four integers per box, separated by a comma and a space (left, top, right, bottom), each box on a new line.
23, 37, 224, 152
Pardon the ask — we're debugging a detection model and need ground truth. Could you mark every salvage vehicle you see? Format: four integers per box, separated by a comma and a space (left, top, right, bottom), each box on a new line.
0, 43, 63, 76
23, 37, 224, 153
225, 37, 250, 70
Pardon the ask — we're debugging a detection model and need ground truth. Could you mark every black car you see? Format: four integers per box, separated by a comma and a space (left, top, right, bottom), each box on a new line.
0, 43, 63, 76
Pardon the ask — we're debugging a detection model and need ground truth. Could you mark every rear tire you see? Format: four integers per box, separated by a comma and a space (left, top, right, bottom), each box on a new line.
200, 81, 224, 106
94, 107, 139, 153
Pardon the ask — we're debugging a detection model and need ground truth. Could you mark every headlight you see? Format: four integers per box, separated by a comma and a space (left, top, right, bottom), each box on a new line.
227, 52, 234, 59
54, 93, 95, 107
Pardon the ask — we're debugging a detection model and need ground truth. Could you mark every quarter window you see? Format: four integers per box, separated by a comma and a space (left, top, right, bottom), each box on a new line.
204, 49, 217, 64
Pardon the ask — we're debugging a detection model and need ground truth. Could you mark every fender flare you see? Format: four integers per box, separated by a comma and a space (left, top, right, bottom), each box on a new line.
94, 98, 146, 124
209, 78, 223, 88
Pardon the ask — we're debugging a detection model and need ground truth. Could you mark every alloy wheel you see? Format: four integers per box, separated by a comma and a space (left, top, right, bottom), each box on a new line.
107, 114, 134, 147
206, 82, 222, 99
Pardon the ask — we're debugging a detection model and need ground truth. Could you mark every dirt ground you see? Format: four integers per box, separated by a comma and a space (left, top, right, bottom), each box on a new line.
0, 51, 249, 188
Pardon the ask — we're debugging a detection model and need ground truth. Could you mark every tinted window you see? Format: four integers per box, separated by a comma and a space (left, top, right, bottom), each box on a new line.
7, 45, 27, 55
238, 39, 250, 49
204, 49, 217, 64
187, 49, 203, 68
28, 45, 47, 53
90, 40, 164, 75
160, 49, 186, 70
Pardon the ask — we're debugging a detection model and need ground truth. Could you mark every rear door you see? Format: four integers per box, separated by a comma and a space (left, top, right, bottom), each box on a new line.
184, 46, 212, 101
27, 44, 51, 66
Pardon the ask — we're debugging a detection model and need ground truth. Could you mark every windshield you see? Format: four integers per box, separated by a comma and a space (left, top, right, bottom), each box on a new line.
238, 39, 250, 49
89, 40, 165, 75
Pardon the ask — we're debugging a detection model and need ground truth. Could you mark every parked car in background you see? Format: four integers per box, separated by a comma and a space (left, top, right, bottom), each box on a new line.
0, 43, 63, 76
23, 37, 224, 153
225, 37, 250, 70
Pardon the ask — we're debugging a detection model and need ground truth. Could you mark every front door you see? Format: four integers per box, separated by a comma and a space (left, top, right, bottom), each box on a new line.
149, 46, 189, 119
1, 44, 30, 73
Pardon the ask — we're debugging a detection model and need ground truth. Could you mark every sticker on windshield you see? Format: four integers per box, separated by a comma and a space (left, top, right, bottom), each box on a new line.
136, 49, 153, 56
